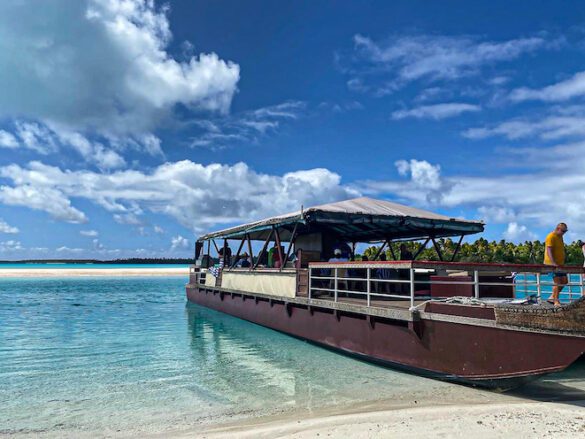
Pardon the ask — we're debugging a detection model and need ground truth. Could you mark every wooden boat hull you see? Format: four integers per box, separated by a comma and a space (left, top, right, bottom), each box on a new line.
186, 285, 585, 390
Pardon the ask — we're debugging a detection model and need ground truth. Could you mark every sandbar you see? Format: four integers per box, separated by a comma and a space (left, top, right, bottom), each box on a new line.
0, 267, 188, 277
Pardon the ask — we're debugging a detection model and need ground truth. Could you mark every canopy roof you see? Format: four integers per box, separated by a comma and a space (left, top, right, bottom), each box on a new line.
199, 197, 484, 242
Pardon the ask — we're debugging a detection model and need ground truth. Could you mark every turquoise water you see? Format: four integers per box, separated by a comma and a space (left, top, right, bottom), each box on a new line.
0, 263, 189, 269
0, 276, 453, 437
514, 274, 584, 303
1, 276, 584, 437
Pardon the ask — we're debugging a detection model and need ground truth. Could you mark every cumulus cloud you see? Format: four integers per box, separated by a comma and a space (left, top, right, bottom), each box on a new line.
477, 206, 516, 223
0, 0, 239, 135
0, 160, 359, 234
510, 71, 585, 102
0, 130, 19, 149
153, 225, 164, 234
503, 222, 537, 242
0, 0, 239, 165
80, 230, 99, 237
171, 235, 190, 251
0, 240, 23, 252
361, 151, 585, 238
391, 103, 480, 120
0, 219, 19, 234
346, 33, 551, 93
0, 184, 87, 223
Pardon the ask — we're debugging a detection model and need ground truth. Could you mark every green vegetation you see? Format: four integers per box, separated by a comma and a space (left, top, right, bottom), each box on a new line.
361, 238, 585, 265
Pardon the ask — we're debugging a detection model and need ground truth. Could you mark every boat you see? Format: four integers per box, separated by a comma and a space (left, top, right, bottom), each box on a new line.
186, 197, 585, 390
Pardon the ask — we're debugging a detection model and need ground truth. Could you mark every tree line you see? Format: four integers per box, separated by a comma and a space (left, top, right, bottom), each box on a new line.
361, 238, 585, 265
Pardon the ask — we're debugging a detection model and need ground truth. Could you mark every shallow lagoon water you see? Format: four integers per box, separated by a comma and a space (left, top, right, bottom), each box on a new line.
1, 275, 584, 437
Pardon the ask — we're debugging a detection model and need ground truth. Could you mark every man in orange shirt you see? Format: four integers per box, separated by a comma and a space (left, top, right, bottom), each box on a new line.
543, 223, 568, 306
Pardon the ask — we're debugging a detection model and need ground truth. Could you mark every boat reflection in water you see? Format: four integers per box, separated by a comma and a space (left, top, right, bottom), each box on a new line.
184, 301, 454, 412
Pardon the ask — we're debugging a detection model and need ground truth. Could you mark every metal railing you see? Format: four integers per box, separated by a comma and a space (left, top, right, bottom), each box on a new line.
308, 261, 585, 310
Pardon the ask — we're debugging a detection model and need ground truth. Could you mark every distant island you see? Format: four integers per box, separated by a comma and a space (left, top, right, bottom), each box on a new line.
0, 258, 194, 264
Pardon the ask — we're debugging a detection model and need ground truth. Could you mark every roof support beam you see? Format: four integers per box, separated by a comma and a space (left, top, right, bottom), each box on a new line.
388, 240, 397, 260
229, 237, 246, 270
274, 226, 283, 268
373, 240, 389, 261
431, 238, 444, 261
412, 237, 431, 260
253, 228, 274, 270
282, 222, 299, 270
450, 235, 465, 262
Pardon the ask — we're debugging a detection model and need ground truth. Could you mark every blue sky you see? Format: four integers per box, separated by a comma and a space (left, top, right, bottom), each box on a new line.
1, 0, 585, 259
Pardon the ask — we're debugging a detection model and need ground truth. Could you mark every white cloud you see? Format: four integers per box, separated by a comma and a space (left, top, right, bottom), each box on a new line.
349, 33, 550, 91
80, 230, 99, 237
510, 71, 585, 102
153, 225, 164, 234
0, 240, 23, 252
0, 0, 240, 136
463, 108, 585, 141
190, 101, 306, 149
503, 222, 537, 242
0, 160, 359, 233
0, 184, 87, 223
391, 103, 480, 120
395, 159, 443, 190
0, 219, 19, 234
113, 213, 143, 226
477, 206, 516, 223
362, 150, 585, 237
0, 0, 239, 165
171, 235, 190, 251
0, 130, 18, 149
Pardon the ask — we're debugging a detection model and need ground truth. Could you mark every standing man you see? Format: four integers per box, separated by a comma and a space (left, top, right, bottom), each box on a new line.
544, 223, 568, 307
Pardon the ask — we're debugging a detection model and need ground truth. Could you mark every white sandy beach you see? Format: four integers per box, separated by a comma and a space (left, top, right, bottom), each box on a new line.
194, 401, 585, 439
0, 267, 188, 277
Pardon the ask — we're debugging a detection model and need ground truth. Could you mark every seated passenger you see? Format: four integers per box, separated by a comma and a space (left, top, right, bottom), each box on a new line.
329, 248, 348, 262
237, 252, 252, 268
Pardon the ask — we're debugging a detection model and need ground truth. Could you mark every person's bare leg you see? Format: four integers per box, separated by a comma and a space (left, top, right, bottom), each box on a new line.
550, 276, 567, 306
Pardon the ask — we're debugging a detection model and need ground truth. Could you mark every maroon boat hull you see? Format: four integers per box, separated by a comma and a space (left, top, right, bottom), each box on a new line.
186, 286, 585, 389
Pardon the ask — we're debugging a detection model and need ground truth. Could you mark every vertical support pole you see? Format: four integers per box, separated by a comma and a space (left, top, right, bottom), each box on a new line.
274, 226, 283, 269
366, 267, 371, 307
308, 267, 312, 300
536, 272, 541, 302
409, 267, 415, 309
474, 270, 480, 299
247, 233, 254, 271
334, 268, 338, 302
580, 271, 584, 298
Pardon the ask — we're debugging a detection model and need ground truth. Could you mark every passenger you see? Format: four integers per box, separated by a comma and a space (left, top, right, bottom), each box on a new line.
544, 223, 568, 307
579, 240, 585, 267
377, 252, 391, 294
237, 252, 252, 268
329, 248, 348, 262
399, 243, 413, 260
218, 244, 232, 266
